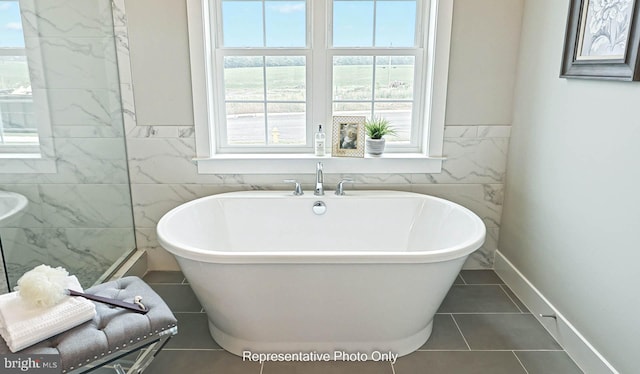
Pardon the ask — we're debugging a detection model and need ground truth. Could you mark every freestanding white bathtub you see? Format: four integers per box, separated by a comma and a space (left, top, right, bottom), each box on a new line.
157, 190, 485, 359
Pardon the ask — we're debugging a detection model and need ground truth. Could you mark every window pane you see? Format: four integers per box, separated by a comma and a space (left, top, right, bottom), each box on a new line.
266, 56, 305, 101
0, 1, 25, 48
0, 0, 36, 148
333, 102, 371, 117
333, 56, 373, 100
267, 103, 305, 145
222, 1, 264, 47
375, 1, 417, 47
265, 1, 306, 47
374, 56, 414, 100
374, 102, 412, 143
226, 103, 266, 145
223, 56, 264, 101
333, 1, 374, 47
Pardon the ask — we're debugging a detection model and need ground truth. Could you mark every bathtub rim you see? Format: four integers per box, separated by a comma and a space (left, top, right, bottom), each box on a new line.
156, 190, 486, 265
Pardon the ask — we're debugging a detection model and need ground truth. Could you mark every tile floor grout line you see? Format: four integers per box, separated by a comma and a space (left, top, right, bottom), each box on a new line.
163, 348, 226, 351
415, 349, 474, 352
416, 349, 566, 352
260, 362, 264, 374
458, 273, 468, 285
390, 361, 396, 374
499, 284, 525, 313
450, 314, 471, 351
512, 351, 531, 374
436, 312, 533, 315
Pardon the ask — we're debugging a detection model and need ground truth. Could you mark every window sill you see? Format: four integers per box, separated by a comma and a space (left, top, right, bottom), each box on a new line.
195, 153, 444, 174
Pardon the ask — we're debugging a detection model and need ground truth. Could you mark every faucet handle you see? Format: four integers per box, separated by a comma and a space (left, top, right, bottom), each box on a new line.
283, 179, 304, 196
335, 178, 354, 196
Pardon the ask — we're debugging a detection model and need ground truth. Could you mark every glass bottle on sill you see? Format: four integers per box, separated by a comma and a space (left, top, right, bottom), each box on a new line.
314, 124, 326, 156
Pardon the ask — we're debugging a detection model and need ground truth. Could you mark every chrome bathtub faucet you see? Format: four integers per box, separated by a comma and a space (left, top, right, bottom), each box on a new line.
335, 178, 353, 196
314, 162, 324, 196
283, 179, 304, 195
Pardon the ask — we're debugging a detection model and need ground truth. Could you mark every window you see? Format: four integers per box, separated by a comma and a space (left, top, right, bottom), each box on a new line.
187, 0, 452, 173
0, 0, 39, 154
217, 0, 308, 151
332, 0, 420, 150
0, 0, 56, 173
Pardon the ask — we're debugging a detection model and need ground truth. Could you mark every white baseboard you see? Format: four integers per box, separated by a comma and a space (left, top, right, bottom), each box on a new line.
494, 250, 618, 374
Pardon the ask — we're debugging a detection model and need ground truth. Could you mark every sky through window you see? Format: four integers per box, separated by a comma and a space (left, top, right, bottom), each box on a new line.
221, 0, 417, 48
0, 1, 24, 48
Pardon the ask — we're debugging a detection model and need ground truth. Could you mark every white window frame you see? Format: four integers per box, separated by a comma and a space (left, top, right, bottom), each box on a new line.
0, 0, 57, 173
187, 0, 452, 174
0, 49, 39, 152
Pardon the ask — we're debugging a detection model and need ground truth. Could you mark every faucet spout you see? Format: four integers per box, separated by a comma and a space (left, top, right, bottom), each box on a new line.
314, 162, 324, 196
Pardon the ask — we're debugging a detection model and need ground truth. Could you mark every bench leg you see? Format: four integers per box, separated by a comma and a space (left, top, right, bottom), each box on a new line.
113, 364, 126, 374
125, 326, 178, 374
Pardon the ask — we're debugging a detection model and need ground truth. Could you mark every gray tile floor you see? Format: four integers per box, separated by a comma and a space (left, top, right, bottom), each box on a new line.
138, 270, 583, 374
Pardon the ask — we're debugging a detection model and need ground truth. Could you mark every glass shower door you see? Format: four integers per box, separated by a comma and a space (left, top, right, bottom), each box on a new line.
0, 0, 136, 291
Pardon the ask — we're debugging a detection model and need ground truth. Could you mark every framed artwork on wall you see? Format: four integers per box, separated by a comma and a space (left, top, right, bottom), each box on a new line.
331, 116, 365, 158
560, 0, 640, 80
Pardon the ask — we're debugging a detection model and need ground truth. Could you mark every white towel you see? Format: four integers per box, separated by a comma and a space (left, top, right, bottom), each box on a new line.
0, 276, 96, 352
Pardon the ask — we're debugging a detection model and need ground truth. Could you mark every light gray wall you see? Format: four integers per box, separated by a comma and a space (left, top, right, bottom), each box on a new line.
125, 0, 194, 125
446, 0, 522, 125
122, 0, 523, 270
499, 0, 640, 372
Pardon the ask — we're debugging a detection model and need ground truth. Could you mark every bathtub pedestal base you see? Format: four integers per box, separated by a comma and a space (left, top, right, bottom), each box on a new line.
208, 319, 433, 359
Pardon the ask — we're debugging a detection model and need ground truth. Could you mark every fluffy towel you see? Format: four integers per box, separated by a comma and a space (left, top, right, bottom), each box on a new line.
0, 276, 96, 352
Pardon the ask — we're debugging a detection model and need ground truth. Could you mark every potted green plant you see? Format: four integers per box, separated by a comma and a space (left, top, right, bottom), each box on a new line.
364, 117, 396, 155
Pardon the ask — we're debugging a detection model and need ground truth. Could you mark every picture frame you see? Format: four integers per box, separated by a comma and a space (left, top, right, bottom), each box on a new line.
560, 0, 640, 81
331, 116, 365, 158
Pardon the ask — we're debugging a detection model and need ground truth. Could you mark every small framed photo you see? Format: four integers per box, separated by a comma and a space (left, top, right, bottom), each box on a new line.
331, 116, 365, 158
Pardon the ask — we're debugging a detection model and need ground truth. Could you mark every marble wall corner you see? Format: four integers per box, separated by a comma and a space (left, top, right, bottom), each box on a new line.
463, 227, 499, 269
445, 124, 512, 138
477, 125, 511, 138
411, 138, 508, 184
411, 184, 503, 229
135, 228, 179, 270
444, 125, 478, 138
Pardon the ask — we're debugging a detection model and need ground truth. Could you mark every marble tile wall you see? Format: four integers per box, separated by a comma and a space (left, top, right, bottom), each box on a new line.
0, 0, 135, 289
125, 124, 510, 270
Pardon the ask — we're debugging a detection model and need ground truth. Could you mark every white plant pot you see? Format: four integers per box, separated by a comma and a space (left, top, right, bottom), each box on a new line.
366, 138, 386, 155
